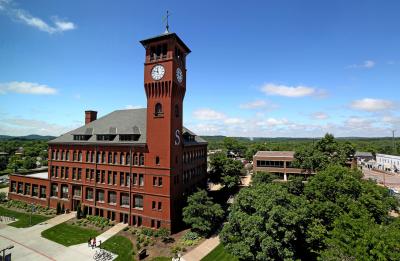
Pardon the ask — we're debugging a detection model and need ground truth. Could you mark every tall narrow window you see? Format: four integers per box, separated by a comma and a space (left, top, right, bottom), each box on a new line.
120, 153, 125, 165
155, 103, 163, 116
126, 153, 131, 165
102, 152, 106, 163
139, 154, 144, 166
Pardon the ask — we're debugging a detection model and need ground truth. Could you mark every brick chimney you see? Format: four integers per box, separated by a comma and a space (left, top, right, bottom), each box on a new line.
85, 110, 97, 124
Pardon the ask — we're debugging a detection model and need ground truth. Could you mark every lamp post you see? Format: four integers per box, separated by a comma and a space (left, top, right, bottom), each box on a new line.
1, 245, 14, 261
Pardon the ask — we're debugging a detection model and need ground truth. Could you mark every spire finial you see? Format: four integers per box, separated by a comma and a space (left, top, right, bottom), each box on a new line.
163, 10, 170, 33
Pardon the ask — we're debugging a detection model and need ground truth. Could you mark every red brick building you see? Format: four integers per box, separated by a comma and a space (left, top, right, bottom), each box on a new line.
9, 31, 208, 232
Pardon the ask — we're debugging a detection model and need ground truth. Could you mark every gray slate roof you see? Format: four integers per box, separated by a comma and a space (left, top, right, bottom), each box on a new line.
49, 108, 206, 146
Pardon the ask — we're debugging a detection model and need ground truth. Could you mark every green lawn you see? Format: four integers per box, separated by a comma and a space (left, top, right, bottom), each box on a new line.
41, 222, 100, 246
201, 244, 238, 261
102, 235, 135, 261
0, 206, 50, 228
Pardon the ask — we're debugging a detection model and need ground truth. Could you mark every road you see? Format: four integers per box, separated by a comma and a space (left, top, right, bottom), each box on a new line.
362, 168, 400, 190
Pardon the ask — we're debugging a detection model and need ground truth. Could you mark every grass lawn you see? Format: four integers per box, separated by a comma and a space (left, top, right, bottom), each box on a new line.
201, 244, 238, 261
41, 222, 100, 246
0, 206, 50, 228
102, 235, 135, 261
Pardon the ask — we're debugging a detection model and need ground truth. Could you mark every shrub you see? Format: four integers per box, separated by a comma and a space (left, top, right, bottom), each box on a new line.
182, 231, 199, 241
141, 227, 154, 237
0, 192, 6, 202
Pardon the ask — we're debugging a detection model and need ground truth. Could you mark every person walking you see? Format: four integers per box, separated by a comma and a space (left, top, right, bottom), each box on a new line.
93, 237, 97, 249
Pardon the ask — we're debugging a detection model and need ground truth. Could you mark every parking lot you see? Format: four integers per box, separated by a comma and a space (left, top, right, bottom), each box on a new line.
362, 168, 400, 191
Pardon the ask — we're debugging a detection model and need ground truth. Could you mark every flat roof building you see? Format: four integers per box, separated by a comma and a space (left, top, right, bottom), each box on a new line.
253, 151, 313, 180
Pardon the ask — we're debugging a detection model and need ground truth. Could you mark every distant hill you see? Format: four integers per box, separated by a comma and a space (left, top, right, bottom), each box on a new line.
0, 134, 56, 141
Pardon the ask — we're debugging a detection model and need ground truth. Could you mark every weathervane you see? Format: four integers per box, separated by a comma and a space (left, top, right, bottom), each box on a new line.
163, 10, 170, 33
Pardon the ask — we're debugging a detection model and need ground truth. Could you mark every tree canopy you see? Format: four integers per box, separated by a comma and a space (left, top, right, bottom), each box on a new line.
182, 189, 224, 237
209, 152, 244, 193
292, 133, 356, 172
220, 165, 400, 260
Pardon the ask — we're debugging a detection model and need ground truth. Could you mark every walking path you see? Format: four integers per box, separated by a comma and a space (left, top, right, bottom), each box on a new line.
182, 235, 220, 261
0, 212, 127, 261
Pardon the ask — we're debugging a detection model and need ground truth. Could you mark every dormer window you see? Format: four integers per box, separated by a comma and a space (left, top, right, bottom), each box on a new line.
155, 103, 163, 117
96, 135, 116, 141
119, 134, 140, 141
73, 135, 91, 141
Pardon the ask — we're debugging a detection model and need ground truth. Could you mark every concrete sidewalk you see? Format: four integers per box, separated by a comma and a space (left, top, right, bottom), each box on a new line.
0, 212, 127, 261
182, 235, 220, 261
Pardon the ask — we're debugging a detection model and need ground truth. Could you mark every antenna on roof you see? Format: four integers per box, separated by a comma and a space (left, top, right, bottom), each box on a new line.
163, 10, 171, 34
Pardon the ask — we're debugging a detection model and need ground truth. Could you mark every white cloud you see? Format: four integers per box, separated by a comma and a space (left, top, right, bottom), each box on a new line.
261, 83, 318, 97
240, 100, 266, 109
0, 117, 80, 136
125, 105, 143, 109
351, 98, 394, 112
224, 118, 245, 125
193, 108, 226, 120
256, 118, 289, 127
347, 60, 375, 69
0, 0, 76, 33
0, 81, 57, 95
312, 112, 329, 120
239, 99, 278, 110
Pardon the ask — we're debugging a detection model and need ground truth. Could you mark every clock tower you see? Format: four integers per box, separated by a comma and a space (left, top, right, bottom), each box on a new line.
140, 32, 191, 228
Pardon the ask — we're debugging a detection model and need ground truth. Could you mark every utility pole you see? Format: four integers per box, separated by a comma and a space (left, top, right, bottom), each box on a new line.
392, 130, 396, 153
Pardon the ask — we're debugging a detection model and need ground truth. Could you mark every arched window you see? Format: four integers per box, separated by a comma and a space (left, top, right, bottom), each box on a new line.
134, 154, 139, 166
65, 150, 69, 161
155, 156, 160, 165
139, 154, 145, 166
90, 152, 94, 163
101, 152, 105, 163
78, 151, 82, 162
126, 153, 131, 165
155, 103, 163, 116
108, 153, 112, 164
61, 151, 65, 160
97, 152, 101, 163
113, 153, 117, 164
175, 104, 179, 117
120, 153, 125, 165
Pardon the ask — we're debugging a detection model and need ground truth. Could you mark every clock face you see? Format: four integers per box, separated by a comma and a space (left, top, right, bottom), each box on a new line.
151, 64, 165, 80
176, 67, 183, 83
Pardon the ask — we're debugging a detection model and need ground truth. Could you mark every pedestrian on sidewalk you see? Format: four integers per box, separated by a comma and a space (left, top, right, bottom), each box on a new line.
93, 237, 97, 248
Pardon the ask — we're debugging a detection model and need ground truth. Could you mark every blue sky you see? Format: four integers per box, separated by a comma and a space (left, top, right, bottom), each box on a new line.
0, 0, 399, 137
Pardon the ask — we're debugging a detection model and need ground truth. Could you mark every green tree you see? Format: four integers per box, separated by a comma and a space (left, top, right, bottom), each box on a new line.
0, 156, 7, 171
321, 213, 400, 261
7, 155, 23, 172
209, 152, 228, 183
182, 190, 224, 236
293, 134, 355, 172
251, 171, 277, 186
221, 159, 243, 192
220, 183, 310, 260
22, 156, 37, 170
0, 192, 6, 202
